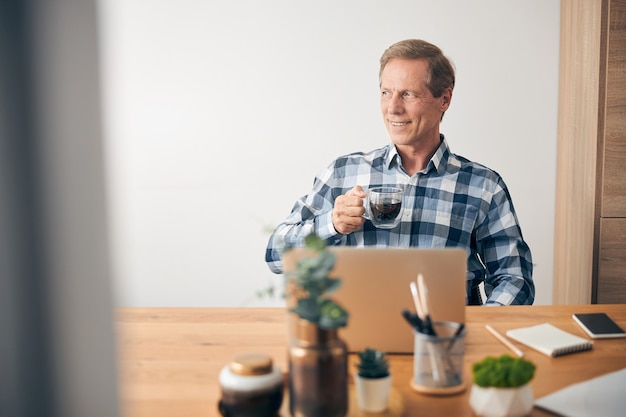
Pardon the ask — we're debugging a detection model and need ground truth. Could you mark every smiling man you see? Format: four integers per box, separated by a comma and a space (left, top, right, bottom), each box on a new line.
265, 39, 535, 306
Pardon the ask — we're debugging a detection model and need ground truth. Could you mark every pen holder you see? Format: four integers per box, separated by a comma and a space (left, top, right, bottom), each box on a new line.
411, 321, 466, 395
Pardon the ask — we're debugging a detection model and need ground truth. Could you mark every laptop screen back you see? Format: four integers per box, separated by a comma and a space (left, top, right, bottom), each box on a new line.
283, 247, 467, 354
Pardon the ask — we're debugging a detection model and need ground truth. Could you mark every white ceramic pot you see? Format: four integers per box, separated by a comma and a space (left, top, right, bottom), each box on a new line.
469, 383, 533, 417
354, 374, 392, 413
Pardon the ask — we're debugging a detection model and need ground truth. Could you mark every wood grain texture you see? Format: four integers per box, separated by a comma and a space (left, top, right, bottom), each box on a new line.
598, 218, 626, 302
601, 0, 626, 216
553, 0, 604, 304
595, 0, 626, 303
117, 305, 626, 417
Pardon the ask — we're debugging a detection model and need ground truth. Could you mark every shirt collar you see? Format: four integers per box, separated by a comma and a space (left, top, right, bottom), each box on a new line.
385, 134, 450, 175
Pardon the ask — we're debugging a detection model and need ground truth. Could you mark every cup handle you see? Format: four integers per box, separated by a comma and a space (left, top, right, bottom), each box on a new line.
362, 193, 371, 220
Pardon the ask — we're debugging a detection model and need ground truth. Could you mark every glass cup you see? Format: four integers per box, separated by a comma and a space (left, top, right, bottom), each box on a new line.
364, 186, 403, 229
411, 321, 466, 395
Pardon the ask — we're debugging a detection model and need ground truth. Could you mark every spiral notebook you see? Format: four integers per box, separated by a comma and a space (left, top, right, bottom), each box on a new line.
506, 323, 593, 357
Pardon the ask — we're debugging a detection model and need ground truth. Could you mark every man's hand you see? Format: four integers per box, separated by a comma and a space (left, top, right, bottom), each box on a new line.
332, 185, 367, 235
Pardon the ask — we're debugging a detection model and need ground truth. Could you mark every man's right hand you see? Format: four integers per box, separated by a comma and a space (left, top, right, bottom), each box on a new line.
332, 185, 367, 235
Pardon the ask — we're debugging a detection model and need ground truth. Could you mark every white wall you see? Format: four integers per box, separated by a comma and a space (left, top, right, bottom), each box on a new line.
99, 0, 560, 307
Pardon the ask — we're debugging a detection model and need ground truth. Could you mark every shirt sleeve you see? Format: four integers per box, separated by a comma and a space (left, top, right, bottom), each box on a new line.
265, 166, 346, 274
477, 179, 535, 305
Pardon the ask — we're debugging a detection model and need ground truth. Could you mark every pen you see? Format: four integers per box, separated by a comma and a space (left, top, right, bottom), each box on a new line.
413, 275, 446, 385
485, 324, 524, 357
409, 282, 424, 319
416, 274, 436, 336
401, 309, 423, 332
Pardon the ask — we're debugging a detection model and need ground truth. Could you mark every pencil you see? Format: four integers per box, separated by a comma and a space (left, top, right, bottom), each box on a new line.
485, 325, 524, 357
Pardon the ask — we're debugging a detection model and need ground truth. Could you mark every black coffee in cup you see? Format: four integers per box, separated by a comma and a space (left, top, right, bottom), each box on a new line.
365, 186, 404, 228
370, 200, 401, 222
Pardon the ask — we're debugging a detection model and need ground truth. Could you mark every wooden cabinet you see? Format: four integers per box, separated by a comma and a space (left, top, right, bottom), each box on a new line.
600, 0, 626, 218
598, 219, 626, 303
596, 0, 626, 303
554, 0, 626, 304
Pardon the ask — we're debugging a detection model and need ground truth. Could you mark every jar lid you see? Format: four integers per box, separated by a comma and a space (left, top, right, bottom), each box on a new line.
229, 353, 273, 376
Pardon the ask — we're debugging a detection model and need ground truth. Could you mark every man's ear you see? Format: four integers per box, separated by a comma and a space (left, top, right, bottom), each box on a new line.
440, 87, 453, 112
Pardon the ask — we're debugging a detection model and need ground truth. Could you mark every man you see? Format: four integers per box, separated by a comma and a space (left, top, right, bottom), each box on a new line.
265, 39, 534, 306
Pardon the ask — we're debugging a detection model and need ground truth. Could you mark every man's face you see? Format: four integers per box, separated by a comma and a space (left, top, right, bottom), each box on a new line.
380, 58, 451, 150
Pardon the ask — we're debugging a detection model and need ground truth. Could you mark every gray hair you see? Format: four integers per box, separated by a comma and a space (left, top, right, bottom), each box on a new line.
379, 39, 455, 98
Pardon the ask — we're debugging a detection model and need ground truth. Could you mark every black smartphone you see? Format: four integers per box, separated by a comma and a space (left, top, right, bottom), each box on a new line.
572, 313, 626, 339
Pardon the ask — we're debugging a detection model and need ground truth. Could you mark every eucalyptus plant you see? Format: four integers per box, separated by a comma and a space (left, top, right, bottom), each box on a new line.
284, 234, 349, 329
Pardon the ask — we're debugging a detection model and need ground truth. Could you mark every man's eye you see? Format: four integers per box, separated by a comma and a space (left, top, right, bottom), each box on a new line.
403, 92, 421, 101
381, 91, 391, 97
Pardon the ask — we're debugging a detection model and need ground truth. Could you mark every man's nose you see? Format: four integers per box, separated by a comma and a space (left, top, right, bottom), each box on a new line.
387, 94, 404, 114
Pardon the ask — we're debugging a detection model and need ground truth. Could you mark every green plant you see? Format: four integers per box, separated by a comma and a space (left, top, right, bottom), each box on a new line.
472, 354, 536, 388
285, 233, 349, 329
356, 348, 390, 379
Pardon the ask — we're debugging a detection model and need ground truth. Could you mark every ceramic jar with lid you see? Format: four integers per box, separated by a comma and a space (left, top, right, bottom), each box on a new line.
218, 353, 284, 417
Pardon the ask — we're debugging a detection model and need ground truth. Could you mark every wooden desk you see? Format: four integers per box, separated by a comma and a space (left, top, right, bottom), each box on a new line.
117, 305, 626, 417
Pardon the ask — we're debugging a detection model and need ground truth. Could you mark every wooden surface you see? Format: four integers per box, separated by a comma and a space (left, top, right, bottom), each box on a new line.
602, 0, 626, 216
553, 0, 604, 304
554, 0, 626, 304
598, 218, 626, 303
117, 304, 626, 417
596, 0, 626, 304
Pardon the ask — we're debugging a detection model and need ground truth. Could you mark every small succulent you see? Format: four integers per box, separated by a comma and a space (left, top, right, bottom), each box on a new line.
472, 354, 536, 388
285, 233, 349, 329
356, 348, 390, 379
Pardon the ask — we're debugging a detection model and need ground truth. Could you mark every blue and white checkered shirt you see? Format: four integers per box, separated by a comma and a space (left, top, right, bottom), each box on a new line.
265, 136, 534, 305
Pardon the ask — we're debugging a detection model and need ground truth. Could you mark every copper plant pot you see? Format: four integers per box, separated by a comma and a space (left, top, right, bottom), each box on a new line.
288, 318, 348, 417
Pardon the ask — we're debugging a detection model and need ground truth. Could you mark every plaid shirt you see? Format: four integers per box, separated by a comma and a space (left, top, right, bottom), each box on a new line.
265, 136, 534, 305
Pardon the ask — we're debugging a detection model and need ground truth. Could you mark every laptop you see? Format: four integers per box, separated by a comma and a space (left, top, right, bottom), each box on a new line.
282, 247, 467, 354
